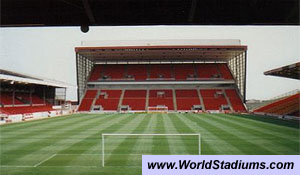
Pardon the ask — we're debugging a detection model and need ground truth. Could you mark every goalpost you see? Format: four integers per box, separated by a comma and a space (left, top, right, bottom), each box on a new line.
101, 133, 201, 167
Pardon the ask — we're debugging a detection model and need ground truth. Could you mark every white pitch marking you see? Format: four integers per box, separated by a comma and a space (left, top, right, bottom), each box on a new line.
0, 165, 34, 168
34, 153, 57, 167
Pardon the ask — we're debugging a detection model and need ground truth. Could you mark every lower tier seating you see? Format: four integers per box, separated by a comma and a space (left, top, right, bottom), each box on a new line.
225, 89, 246, 112
254, 93, 300, 116
78, 88, 246, 112
122, 90, 147, 110
94, 90, 122, 111
200, 89, 228, 110
176, 90, 201, 110
0, 105, 53, 115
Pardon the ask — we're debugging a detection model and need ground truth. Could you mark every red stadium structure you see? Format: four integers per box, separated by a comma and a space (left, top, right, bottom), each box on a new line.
254, 62, 300, 118
0, 69, 73, 124
75, 40, 248, 113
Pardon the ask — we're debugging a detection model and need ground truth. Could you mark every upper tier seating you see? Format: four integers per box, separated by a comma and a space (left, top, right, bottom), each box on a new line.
219, 64, 234, 80
176, 89, 201, 110
225, 89, 246, 112
127, 64, 148, 80
200, 89, 228, 110
94, 90, 122, 110
174, 64, 197, 80
149, 64, 173, 79
149, 90, 174, 110
103, 64, 126, 80
196, 64, 220, 79
87, 63, 234, 81
89, 65, 102, 81
122, 90, 146, 110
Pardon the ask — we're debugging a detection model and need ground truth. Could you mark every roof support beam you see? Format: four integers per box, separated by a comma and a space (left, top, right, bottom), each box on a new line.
82, 0, 96, 24
188, 0, 198, 23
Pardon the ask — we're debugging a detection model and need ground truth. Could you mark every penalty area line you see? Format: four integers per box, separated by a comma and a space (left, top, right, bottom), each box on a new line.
34, 153, 57, 167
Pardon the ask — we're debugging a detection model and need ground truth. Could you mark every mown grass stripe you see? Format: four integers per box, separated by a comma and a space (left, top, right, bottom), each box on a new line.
163, 114, 192, 155
232, 114, 299, 129
0, 114, 85, 131
105, 114, 152, 166
0, 114, 120, 165
186, 113, 275, 154
168, 113, 210, 155
226, 114, 299, 140
54, 114, 141, 167
0, 114, 104, 146
210, 114, 299, 154
151, 114, 171, 155
175, 113, 229, 154
203, 114, 279, 154
12, 114, 126, 167
0, 114, 112, 153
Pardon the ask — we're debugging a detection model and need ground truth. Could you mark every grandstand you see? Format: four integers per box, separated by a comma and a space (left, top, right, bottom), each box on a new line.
1, 41, 299, 175
0, 69, 74, 123
76, 40, 247, 113
253, 62, 300, 118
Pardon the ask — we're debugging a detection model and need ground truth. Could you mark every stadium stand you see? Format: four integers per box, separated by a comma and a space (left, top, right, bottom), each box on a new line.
127, 64, 147, 80
89, 65, 102, 81
122, 90, 147, 110
0, 69, 72, 118
219, 63, 234, 80
174, 64, 197, 80
254, 93, 299, 117
76, 43, 248, 113
225, 89, 247, 112
148, 89, 174, 110
200, 89, 228, 110
94, 90, 122, 110
196, 64, 220, 79
1, 106, 53, 115
149, 65, 173, 80
252, 62, 300, 117
0, 92, 24, 105
176, 89, 201, 110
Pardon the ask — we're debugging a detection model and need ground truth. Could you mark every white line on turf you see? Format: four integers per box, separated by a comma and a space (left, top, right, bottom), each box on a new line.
57, 153, 145, 156
0, 165, 34, 168
34, 153, 57, 167
0, 165, 141, 168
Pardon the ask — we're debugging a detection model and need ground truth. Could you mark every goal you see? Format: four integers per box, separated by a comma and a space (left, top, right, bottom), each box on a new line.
147, 105, 168, 113
101, 133, 201, 167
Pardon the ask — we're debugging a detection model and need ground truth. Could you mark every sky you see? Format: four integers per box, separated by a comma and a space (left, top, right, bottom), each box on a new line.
0, 26, 299, 101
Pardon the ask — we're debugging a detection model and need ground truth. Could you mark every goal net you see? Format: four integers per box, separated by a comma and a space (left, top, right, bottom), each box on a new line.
101, 133, 201, 167
147, 106, 168, 113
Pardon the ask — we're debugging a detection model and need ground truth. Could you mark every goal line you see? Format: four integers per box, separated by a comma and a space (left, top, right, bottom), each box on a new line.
101, 133, 201, 167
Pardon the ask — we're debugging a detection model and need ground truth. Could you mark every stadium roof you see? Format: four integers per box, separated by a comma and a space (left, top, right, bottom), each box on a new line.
75, 40, 247, 62
1, 0, 299, 27
264, 62, 300, 80
0, 69, 75, 88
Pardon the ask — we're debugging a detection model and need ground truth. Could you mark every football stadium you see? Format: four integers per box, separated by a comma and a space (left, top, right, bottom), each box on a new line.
0, 39, 299, 175
0, 0, 299, 174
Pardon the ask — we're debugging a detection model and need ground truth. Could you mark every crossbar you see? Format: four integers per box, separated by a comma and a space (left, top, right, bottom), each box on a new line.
101, 133, 201, 167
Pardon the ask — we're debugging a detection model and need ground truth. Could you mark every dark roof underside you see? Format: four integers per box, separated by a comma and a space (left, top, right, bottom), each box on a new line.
264, 62, 300, 80
1, 0, 299, 27
75, 45, 247, 62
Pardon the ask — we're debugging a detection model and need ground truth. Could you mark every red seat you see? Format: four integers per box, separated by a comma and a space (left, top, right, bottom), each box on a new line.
176, 90, 201, 110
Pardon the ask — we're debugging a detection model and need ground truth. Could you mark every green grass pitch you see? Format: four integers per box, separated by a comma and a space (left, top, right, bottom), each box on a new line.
0, 113, 299, 175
